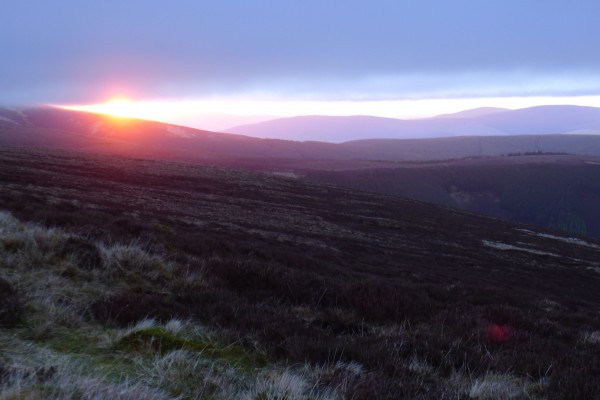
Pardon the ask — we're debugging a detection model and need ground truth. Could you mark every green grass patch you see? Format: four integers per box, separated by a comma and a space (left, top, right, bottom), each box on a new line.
115, 326, 266, 369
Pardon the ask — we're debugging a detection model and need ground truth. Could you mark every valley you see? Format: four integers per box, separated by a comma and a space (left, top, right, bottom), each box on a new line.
305, 154, 600, 238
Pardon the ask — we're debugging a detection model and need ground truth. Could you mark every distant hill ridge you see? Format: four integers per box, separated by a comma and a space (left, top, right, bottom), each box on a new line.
2, 105, 600, 162
226, 105, 600, 142
429, 107, 509, 119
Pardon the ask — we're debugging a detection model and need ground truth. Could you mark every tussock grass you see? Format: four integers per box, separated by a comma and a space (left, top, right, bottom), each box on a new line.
0, 332, 169, 400
468, 373, 544, 400
241, 369, 324, 400
0, 365, 171, 400
139, 350, 242, 399
0, 212, 365, 399
98, 242, 172, 281
0, 211, 24, 237
302, 361, 363, 398
1, 203, 598, 399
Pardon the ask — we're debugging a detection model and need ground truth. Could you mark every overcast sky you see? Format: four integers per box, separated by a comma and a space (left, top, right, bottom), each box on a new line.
2, 1, 600, 109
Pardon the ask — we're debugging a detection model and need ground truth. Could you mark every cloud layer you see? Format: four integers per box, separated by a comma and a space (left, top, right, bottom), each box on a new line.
2, 0, 600, 104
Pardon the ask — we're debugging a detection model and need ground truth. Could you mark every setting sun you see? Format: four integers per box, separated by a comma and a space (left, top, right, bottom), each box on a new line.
60, 97, 145, 119
100, 98, 134, 117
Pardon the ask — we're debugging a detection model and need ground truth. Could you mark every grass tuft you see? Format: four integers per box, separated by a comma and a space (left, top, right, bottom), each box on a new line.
468, 373, 536, 400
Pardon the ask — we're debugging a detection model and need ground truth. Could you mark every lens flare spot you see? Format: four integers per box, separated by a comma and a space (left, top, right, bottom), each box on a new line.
488, 324, 511, 343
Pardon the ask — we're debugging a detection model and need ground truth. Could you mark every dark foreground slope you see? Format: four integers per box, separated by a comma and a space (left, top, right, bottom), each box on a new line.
1, 147, 600, 399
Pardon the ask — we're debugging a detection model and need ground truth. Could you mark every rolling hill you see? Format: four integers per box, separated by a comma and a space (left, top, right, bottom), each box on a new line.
3, 106, 600, 164
226, 105, 600, 142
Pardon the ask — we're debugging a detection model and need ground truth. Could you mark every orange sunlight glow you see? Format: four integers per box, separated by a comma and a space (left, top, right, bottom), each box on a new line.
60, 97, 163, 120
58, 95, 600, 131
98, 98, 134, 117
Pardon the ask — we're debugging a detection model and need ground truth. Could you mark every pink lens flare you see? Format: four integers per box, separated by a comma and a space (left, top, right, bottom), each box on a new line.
488, 324, 511, 343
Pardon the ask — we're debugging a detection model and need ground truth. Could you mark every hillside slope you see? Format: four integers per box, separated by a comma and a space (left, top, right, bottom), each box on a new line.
3, 107, 600, 163
0, 146, 599, 398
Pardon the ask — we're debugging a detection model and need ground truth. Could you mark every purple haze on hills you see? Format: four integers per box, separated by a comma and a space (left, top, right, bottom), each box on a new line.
430, 107, 509, 119
226, 105, 600, 143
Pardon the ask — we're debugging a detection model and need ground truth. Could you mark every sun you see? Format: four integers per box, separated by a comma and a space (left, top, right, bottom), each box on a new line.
74, 97, 136, 119
58, 96, 152, 120
99, 97, 134, 118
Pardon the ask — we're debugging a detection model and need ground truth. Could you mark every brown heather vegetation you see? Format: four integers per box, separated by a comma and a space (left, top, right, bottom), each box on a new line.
306, 154, 600, 239
0, 146, 599, 399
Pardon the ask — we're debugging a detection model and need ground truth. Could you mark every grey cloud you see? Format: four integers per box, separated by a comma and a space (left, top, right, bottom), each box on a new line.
1, 0, 600, 103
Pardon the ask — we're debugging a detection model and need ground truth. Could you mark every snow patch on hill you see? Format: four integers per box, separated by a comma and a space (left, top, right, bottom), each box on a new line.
482, 240, 560, 257
517, 229, 600, 249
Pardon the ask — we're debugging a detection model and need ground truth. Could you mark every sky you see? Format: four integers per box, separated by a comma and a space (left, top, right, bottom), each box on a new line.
2, 1, 600, 130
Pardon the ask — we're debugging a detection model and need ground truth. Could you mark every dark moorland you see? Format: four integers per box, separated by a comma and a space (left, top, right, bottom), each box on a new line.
3, 107, 600, 243
306, 154, 600, 239
1, 146, 599, 399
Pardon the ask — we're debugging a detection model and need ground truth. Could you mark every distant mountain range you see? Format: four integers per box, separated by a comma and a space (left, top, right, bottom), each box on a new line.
226, 105, 600, 142
429, 107, 508, 119
2, 106, 600, 163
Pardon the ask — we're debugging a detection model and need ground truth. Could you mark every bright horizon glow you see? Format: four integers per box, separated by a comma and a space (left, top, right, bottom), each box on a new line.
70, 96, 140, 119
58, 95, 600, 131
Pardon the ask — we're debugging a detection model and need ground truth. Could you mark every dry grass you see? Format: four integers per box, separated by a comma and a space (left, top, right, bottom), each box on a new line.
467, 373, 547, 400
0, 212, 371, 399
